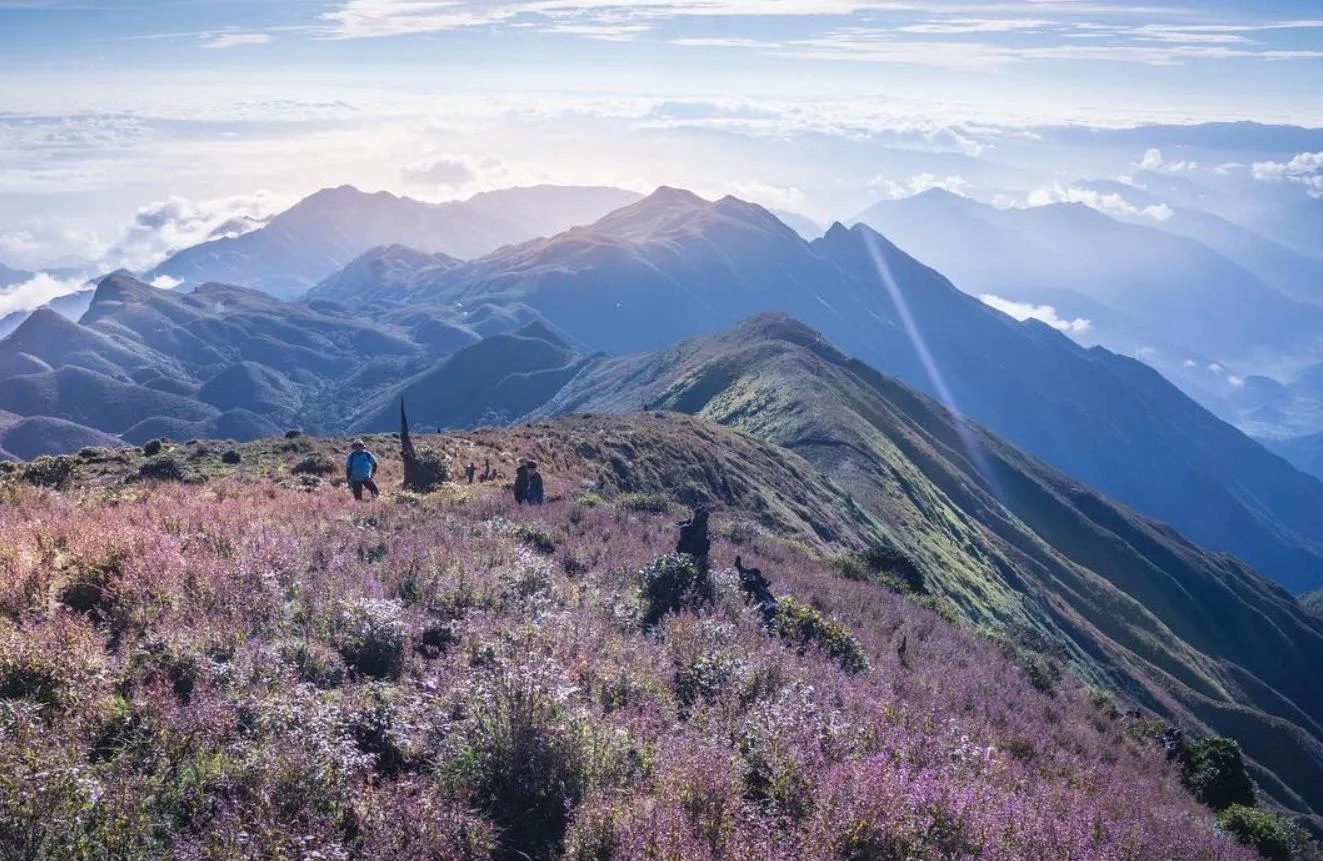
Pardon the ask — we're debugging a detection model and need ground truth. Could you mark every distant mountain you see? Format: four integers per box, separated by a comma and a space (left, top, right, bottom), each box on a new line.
352, 321, 592, 432
531, 312, 1323, 817
0, 261, 33, 289
1305, 588, 1323, 620
0, 288, 94, 340
462, 185, 643, 239
1079, 179, 1323, 306
1262, 432, 1323, 482
149, 184, 646, 299
852, 189, 1323, 368
0, 413, 122, 461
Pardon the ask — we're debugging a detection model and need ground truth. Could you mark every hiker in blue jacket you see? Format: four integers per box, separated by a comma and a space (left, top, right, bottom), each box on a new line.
346, 440, 380, 501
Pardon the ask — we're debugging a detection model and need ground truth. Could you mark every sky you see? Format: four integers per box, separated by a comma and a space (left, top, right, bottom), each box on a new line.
1, 0, 1322, 272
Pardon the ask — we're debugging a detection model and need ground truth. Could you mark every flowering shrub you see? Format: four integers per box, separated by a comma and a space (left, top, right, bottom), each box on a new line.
0, 470, 1262, 860
640, 553, 714, 628
770, 596, 868, 674
336, 598, 409, 680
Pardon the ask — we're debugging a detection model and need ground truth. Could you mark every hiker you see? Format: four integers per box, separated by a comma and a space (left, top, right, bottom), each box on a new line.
526, 460, 545, 505
464, 463, 477, 484
481, 458, 493, 483
345, 440, 380, 501
513, 460, 530, 504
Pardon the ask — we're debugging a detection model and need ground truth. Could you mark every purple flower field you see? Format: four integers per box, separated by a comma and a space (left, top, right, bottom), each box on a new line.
0, 470, 1256, 859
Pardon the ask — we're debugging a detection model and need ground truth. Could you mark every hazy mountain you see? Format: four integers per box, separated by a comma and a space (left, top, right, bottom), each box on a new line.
1262, 432, 1323, 482
853, 189, 1323, 369
531, 312, 1323, 817
1079, 179, 1323, 306
1305, 589, 1323, 620
353, 321, 592, 432
462, 185, 643, 239
0, 288, 95, 340
0, 261, 33, 289
148, 184, 647, 299
0, 412, 121, 461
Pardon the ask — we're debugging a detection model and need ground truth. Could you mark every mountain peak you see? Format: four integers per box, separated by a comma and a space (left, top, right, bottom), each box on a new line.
91, 271, 155, 305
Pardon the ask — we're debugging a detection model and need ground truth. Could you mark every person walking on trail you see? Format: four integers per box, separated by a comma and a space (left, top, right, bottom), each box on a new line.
526, 460, 545, 505
513, 460, 530, 505
464, 463, 477, 485
346, 440, 380, 501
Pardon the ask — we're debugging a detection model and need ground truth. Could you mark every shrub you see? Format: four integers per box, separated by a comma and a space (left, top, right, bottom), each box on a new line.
282, 640, 348, 688
221, 449, 242, 465
336, 599, 408, 680
1216, 805, 1301, 861
771, 596, 868, 674
575, 492, 607, 507
137, 456, 187, 483
291, 453, 337, 476
513, 523, 558, 555
1182, 736, 1256, 811
58, 548, 127, 625
444, 659, 592, 860
617, 493, 672, 515
285, 429, 303, 439
142, 438, 166, 457
834, 543, 927, 595
403, 446, 451, 493
77, 446, 109, 462
21, 455, 76, 489
640, 553, 714, 628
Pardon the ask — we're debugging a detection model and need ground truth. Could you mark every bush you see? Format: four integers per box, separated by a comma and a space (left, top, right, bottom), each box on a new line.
1182, 736, 1256, 811
221, 449, 242, 465
137, 456, 187, 483
1216, 805, 1301, 861
403, 446, 451, 493
834, 543, 927, 595
513, 523, 558, 555
617, 493, 672, 515
291, 453, 337, 476
142, 438, 166, 457
77, 446, 110, 462
336, 599, 408, 680
444, 660, 592, 859
771, 596, 868, 674
282, 640, 348, 688
640, 553, 714, 628
575, 492, 607, 507
285, 429, 303, 439
21, 455, 76, 489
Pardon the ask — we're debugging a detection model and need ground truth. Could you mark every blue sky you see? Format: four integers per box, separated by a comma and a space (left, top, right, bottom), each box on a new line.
1, 0, 1321, 275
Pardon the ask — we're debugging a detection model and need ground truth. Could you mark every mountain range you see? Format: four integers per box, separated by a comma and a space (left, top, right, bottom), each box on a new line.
6, 188, 1323, 600
148, 185, 642, 299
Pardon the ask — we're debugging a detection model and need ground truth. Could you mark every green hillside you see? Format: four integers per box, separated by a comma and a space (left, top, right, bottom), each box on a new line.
535, 312, 1323, 820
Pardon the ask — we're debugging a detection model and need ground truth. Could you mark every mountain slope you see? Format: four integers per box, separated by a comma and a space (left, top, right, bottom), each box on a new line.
533, 313, 1323, 816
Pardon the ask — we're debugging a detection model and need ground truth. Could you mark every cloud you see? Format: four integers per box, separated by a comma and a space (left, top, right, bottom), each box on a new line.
1139, 148, 1192, 173
203, 33, 273, 49
872, 172, 971, 199
400, 157, 478, 188
1, 191, 288, 273
1251, 151, 1323, 196
0, 272, 90, 317
103, 191, 288, 272
980, 295, 1091, 334
1026, 183, 1173, 222
722, 181, 805, 210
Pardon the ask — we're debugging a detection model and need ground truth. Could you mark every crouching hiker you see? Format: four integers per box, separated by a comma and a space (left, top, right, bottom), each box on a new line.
346, 440, 380, 501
